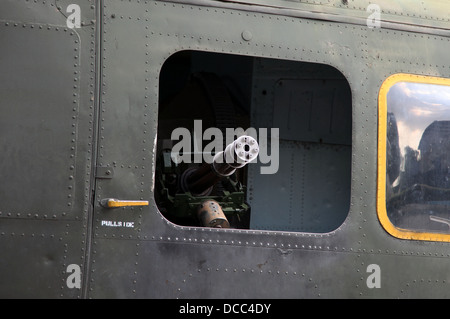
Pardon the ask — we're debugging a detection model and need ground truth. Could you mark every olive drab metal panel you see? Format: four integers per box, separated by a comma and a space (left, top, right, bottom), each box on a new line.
215, 0, 450, 30
89, 0, 360, 298
89, 0, 450, 299
0, 0, 97, 298
2, 0, 450, 299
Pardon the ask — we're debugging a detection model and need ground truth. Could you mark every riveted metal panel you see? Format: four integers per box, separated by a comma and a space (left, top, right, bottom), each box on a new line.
248, 141, 351, 232
210, 0, 450, 31
85, 0, 450, 299
88, 0, 363, 298
0, 220, 86, 298
0, 0, 97, 298
0, 22, 80, 217
3, 0, 450, 299
272, 79, 352, 145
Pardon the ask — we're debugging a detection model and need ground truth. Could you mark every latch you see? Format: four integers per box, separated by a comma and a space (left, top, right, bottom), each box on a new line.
100, 198, 149, 208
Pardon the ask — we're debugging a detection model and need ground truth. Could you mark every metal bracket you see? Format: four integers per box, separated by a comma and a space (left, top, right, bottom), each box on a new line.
96, 166, 114, 179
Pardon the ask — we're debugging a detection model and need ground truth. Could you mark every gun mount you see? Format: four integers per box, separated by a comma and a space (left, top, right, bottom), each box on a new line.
156, 136, 259, 229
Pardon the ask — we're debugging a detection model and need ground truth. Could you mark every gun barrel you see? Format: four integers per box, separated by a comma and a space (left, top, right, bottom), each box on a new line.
181, 135, 259, 195
214, 135, 259, 175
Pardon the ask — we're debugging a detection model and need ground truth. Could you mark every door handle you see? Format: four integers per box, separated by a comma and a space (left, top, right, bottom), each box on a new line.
100, 198, 149, 208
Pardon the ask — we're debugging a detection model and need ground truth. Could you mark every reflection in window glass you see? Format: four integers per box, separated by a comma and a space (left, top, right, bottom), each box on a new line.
387, 81, 450, 234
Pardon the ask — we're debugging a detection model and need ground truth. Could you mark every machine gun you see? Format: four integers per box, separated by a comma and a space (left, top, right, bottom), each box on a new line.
156, 136, 259, 228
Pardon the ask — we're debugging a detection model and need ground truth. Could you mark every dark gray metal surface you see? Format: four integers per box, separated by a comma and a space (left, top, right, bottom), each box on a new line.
1, 0, 450, 298
0, 0, 97, 298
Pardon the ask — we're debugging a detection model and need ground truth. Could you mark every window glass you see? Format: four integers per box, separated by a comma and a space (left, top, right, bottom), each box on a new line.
381, 75, 450, 239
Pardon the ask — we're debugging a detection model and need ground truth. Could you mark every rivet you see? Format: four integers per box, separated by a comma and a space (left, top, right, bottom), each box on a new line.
241, 30, 252, 41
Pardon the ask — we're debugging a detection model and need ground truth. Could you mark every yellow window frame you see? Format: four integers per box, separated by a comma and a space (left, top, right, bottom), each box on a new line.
377, 73, 450, 242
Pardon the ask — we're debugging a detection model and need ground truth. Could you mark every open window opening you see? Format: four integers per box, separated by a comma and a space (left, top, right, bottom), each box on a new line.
156, 50, 352, 233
